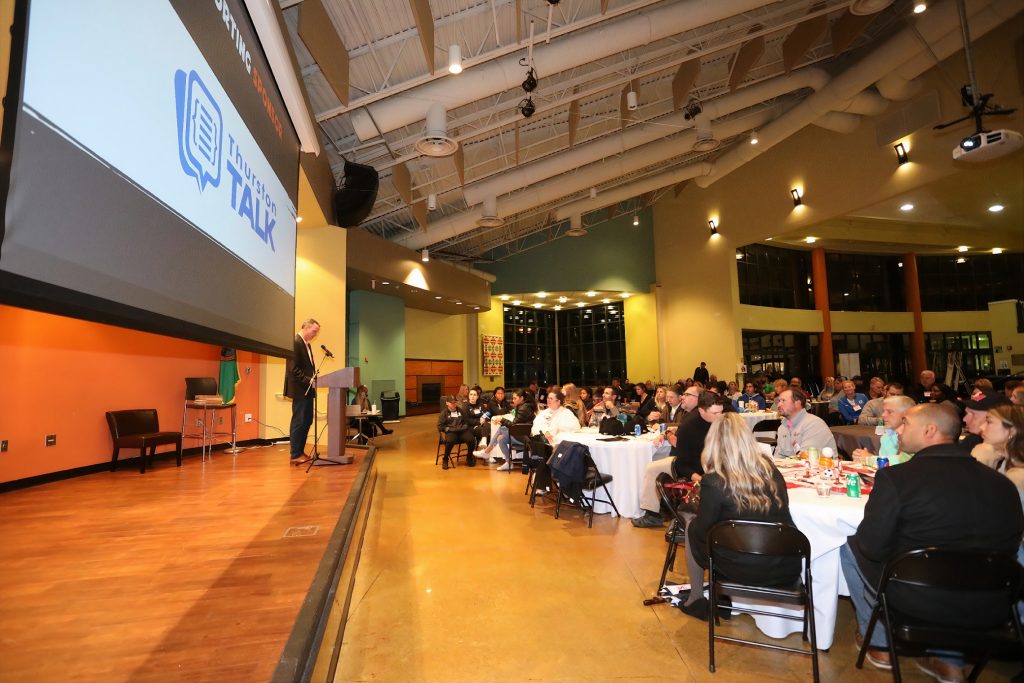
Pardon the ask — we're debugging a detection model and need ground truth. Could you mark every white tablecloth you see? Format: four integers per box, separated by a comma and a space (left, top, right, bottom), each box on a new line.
732, 484, 867, 650
554, 429, 670, 519
737, 411, 778, 433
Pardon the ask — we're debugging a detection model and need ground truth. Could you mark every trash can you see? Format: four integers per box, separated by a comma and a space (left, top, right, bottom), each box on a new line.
380, 391, 400, 421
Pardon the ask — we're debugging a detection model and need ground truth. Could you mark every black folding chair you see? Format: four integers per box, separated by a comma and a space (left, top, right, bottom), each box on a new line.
507, 423, 533, 474
653, 474, 691, 595
707, 520, 819, 682
526, 436, 555, 503
750, 418, 781, 448
856, 547, 1024, 682
552, 448, 621, 528
435, 431, 468, 468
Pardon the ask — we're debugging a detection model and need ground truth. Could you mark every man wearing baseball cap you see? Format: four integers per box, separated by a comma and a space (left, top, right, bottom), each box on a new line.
959, 390, 1010, 455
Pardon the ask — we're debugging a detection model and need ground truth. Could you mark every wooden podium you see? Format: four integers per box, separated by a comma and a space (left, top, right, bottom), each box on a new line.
319, 366, 360, 463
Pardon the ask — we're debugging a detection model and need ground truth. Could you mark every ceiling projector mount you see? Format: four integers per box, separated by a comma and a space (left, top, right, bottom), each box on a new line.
935, 0, 1020, 162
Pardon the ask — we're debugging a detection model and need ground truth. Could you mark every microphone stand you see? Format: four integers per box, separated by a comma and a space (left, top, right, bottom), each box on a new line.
305, 351, 341, 471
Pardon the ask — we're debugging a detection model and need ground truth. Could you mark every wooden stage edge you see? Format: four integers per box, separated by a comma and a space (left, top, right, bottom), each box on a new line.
273, 444, 379, 682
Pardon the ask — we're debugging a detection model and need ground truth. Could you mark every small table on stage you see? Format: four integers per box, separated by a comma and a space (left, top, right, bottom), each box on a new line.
346, 405, 381, 446
554, 429, 670, 519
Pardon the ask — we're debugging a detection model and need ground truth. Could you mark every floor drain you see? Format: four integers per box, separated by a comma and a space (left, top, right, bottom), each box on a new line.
283, 525, 320, 538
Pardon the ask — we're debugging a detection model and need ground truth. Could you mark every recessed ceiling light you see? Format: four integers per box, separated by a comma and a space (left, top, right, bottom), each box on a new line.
536, 291, 548, 298
992, 248, 1004, 255
553, 305, 562, 310
621, 293, 631, 299
473, 306, 480, 310
500, 294, 510, 301
956, 257, 966, 264
381, 281, 390, 285
601, 298, 611, 304
558, 296, 567, 303
736, 252, 743, 260
576, 302, 585, 307
295, 216, 303, 223
805, 236, 817, 244
899, 203, 914, 211
957, 246, 969, 253
897, 262, 903, 268
455, 301, 462, 305
586, 291, 596, 297
434, 295, 442, 300
843, 292, 849, 297
512, 300, 521, 306
989, 204, 1005, 213
533, 302, 543, 308
913, 2, 927, 13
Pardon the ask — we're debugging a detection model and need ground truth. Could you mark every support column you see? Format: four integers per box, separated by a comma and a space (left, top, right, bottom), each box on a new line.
903, 253, 926, 377
811, 247, 835, 380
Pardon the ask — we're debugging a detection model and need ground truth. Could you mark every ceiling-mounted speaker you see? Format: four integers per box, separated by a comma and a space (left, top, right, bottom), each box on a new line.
333, 160, 379, 227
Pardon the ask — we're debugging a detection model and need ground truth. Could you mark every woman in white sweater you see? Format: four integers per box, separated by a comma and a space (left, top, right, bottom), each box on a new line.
532, 389, 583, 446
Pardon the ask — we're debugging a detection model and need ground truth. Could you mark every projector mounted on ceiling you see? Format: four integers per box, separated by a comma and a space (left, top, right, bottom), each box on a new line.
953, 129, 1023, 163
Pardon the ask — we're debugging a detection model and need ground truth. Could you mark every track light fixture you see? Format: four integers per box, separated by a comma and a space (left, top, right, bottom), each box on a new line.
447, 44, 462, 74
421, 248, 430, 262
427, 193, 437, 211
522, 67, 537, 93
519, 96, 536, 118
791, 188, 803, 206
683, 98, 703, 120
894, 142, 909, 165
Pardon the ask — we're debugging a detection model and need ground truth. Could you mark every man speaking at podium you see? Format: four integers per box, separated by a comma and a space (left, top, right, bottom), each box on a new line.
285, 318, 320, 465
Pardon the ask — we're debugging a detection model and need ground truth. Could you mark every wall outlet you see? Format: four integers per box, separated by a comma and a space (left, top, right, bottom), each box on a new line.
245, 367, 251, 375
244, 413, 253, 423
218, 416, 223, 424
45, 434, 57, 447
196, 418, 203, 427
1, 440, 8, 453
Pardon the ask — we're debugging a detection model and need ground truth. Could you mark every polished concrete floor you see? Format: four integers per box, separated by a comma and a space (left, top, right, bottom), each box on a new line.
336, 415, 1017, 683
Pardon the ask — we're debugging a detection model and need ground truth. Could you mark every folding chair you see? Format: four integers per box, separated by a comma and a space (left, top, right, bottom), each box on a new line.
653, 473, 693, 594
435, 432, 468, 468
750, 418, 781, 448
856, 547, 1024, 682
551, 446, 621, 528
507, 423, 532, 474
706, 520, 819, 682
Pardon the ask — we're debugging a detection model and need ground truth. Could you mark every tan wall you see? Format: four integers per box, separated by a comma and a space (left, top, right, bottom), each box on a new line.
737, 305, 824, 332
405, 307, 469, 361
921, 311, 992, 332
987, 301, 1024, 374
260, 223, 347, 446
624, 291, 661, 383
832, 312, 915, 334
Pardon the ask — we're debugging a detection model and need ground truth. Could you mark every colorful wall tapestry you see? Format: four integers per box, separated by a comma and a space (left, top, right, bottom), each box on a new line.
481, 335, 503, 376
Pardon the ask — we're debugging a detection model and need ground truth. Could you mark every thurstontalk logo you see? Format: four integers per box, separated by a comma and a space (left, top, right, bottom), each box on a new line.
174, 69, 223, 192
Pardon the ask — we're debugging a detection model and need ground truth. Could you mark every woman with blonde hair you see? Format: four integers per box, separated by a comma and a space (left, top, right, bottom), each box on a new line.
351, 385, 392, 437
678, 412, 799, 620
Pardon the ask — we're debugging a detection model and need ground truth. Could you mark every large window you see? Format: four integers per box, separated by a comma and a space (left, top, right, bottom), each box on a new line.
917, 254, 1024, 311
826, 253, 905, 312
830, 333, 912, 381
502, 303, 626, 388
737, 244, 814, 310
557, 303, 627, 387
925, 332, 994, 379
742, 331, 820, 384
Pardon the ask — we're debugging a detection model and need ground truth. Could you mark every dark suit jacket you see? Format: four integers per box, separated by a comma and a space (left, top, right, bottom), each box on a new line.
848, 442, 1023, 625
670, 410, 712, 481
284, 334, 316, 399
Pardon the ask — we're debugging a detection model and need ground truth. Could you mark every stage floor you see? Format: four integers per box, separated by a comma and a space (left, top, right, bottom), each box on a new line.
0, 444, 362, 682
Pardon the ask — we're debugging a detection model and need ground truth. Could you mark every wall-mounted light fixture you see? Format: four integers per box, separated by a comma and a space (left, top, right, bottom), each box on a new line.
791, 188, 803, 206
448, 44, 462, 74
421, 248, 430, 262
894, 142, 909, 165
708, 218, 718, 236
749, 130, 759, 145
633, 214, 639, 226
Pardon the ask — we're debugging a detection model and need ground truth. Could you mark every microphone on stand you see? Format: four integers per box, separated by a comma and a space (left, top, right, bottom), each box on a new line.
320, 344, 334, 358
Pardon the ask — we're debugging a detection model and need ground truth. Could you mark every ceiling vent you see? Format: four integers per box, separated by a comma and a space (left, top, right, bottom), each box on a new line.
565, 214, 587, 237
415, 102, 458, 157
692, 122, 720, 152
849, 0, 895, 15
476, 196, 504, 228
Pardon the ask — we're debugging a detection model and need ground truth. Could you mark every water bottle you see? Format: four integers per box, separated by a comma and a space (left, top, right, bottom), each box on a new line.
634, 423, 642, 437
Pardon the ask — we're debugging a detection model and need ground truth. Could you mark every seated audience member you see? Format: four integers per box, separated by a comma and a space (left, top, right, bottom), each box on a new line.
677, 413, 799, 620
866, 376, 886, 400
661, 385, 688, 429
1002, 379, 1021, 401
767, 379, 789, 408
970, 378, 994, 399
972, 404, 1022, 472
817, 376, 839, 401
477, 388, 537, 470
437, 395, 477, 469
961, 391, 1009, 454
857, 382, 904, 425
774, 388, 837, 457
998, 406, 1024, 509
456, 383, 470, 403
909, 369, 955, 405
726, 381, 741, 401
1013, 385, 1024, 406
841, 403, 1024, 679
852, 395, 916, 464
735, 381, 766, 412
486, 386, 511, 416
837, 380, 868, 425
632, 391, 720, 528
684, 378, 694, 389
634, 383, 658, 423
562, 383, 588, 427
579, 386, 594, 411
610, 377, 624, 400
589, 386, 621, 425
651, 385, 669, 422
350, 384, 393, 437
463, 387, 489, 446
532, 390, 582, 446
789, 377, 803, 390
527, 380, 540, 398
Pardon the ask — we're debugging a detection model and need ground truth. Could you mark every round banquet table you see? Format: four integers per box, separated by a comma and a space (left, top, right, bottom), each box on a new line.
730, 480, 868, 650
554, 429, 670, 519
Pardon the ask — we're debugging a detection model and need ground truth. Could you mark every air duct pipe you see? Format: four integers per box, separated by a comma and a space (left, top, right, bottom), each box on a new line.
349, 0, 780, 141
696, 0, 1007, 187
463, 67, 830, 207
812, 112, 863, 133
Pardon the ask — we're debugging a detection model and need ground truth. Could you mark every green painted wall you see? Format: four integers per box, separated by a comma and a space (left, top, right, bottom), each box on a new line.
479, 208, 656, 294
347, 290, 407, 415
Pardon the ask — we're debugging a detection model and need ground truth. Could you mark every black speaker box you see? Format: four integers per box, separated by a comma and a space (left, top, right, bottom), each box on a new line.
333, 161, 379, 227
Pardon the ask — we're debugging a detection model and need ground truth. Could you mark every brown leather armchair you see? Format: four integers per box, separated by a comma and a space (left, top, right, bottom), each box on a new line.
105, 409, 182, 473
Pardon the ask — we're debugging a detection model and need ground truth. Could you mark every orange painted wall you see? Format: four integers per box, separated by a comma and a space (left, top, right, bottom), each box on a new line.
0, 305, 262, 484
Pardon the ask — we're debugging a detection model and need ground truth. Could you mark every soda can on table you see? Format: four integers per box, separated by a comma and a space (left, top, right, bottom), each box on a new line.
659, 422, 666, 434
846, 473, 861, 498
876, 456, 890, 468
634, 423, 642, 437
